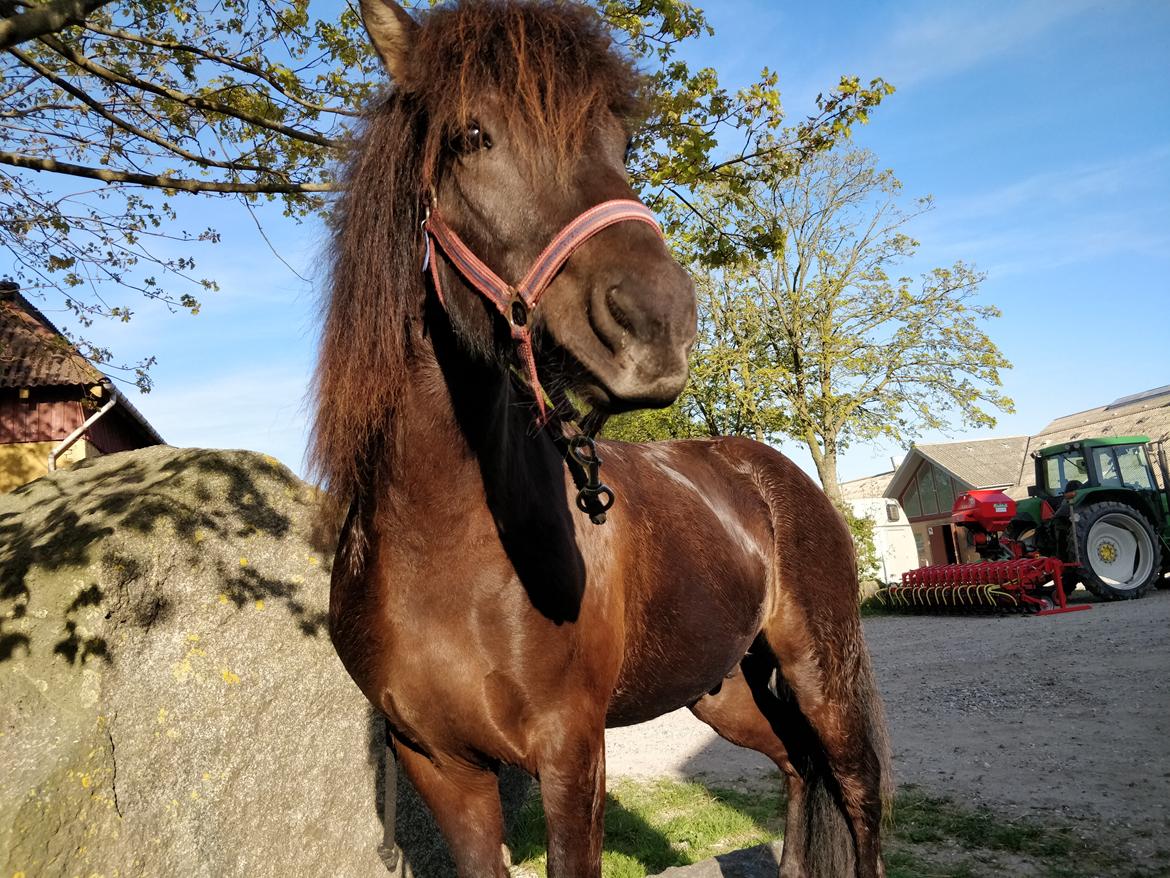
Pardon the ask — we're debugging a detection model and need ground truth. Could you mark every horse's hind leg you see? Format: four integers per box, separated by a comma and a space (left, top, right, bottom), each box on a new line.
694, 631, 887, 878
394, 741, 510, 878
689, 650, 821, 878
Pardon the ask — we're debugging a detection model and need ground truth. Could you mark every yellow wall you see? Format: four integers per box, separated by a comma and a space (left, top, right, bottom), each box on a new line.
0, 440, 94, 493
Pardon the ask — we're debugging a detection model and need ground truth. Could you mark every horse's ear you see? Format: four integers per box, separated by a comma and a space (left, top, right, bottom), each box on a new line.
360, 0, 419, 83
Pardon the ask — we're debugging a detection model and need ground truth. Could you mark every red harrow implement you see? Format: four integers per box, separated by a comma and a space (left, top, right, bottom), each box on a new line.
883, 556, 1086, 615
876, 490, 1091, 616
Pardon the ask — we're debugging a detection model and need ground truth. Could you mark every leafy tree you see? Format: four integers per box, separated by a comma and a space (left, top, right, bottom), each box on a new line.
610, 149, 1013, 503
0, 0, 890, 389
838, 501, 879, 586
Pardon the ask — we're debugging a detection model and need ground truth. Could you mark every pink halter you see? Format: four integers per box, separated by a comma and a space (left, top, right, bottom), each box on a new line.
422, 199, 663, 423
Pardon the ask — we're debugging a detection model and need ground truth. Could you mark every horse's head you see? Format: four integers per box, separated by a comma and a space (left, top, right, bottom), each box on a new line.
361, 0, 696, 414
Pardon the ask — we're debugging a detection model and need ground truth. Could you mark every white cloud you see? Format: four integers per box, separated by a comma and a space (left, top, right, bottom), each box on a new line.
940, 146, 1170, 220
906, 146, 1170, 276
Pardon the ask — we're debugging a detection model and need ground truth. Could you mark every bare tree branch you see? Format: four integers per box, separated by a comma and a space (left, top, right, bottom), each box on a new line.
80, 20, 363, 118
37, 33, 344, 149
9, 45, 277, 176
1, 149, 335, 193
0, 0, 112, 50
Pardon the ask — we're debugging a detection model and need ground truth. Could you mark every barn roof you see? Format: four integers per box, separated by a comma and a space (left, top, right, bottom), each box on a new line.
871, 387, 1170, 503
1, 284, 102, 388
1031, 386, 1170, 448
1, 282, 164, 445
883, 436, 1030, 501
838, 470, 895, 501
1008, 387, 1170, 497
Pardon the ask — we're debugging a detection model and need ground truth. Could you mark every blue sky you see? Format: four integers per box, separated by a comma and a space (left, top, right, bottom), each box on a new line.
22, 0, 1170, 484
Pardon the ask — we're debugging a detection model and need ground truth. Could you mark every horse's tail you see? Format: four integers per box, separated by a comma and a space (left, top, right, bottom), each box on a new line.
768, 645, 891, 877
743, 439, 892, 875
797, 643, 894, 877
862, 641, 896, 823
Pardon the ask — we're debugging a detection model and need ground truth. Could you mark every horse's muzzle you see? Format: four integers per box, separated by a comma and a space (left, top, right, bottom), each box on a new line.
585, 261, 696, 411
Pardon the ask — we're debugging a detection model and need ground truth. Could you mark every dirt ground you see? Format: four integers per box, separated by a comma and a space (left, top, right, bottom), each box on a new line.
605, 587, 1170, 861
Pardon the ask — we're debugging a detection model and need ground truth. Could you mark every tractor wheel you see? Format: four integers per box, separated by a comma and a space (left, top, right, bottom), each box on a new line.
1072, 502, 1162, 600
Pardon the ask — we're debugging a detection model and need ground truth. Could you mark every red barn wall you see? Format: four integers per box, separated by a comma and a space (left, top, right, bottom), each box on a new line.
0, 389, 85, 443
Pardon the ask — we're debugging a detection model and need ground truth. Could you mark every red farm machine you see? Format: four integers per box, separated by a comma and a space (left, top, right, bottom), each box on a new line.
876, 435, 1170, 615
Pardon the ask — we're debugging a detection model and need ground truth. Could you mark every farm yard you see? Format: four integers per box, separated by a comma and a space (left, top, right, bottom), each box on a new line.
602, 589, 1170, 876
4, 0, 1170, 875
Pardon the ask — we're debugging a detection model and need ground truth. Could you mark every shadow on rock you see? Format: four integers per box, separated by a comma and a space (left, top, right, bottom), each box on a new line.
0, 446, 330, 665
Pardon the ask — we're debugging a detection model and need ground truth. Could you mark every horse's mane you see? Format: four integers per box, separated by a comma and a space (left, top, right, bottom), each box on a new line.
311, 0, 643, 502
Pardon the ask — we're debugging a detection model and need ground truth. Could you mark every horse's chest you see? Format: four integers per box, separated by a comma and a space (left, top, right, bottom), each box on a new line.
337, 523, 613, 761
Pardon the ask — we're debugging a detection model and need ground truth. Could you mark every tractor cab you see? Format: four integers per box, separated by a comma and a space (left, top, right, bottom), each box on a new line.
1030, 437, 1168, 521
1034, 438, 1157, 497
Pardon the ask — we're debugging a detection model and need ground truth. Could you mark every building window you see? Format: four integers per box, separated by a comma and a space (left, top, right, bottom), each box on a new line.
918, 464, 939, 516
903, 473, 922, 518
935, 465, 956, 512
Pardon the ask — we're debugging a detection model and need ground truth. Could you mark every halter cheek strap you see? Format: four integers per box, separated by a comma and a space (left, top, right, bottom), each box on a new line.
422, 199, 663, 423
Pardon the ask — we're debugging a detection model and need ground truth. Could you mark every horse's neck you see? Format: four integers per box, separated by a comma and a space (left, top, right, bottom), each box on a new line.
386, 329, 562, 529
377, 330, 586, 619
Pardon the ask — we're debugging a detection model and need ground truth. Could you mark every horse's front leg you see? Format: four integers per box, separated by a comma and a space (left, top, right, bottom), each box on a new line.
394, 740, 509, 878
536, 704, 607, 877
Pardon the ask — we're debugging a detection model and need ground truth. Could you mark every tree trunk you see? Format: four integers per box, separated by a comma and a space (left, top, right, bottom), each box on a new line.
814, 449, 842, 505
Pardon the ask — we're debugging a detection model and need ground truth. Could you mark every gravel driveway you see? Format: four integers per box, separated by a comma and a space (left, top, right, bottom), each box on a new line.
605, 588, 1170, 855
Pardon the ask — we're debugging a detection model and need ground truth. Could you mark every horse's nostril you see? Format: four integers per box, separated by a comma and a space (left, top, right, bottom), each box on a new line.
605, 287, 637, 337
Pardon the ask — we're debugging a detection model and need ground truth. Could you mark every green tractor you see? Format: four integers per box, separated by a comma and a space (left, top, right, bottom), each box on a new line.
1011, 436, 1170, 600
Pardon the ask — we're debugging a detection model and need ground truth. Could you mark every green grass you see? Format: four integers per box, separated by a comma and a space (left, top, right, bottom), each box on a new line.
886, 788, 1169, 878
508, 779, 779, 877
506, 779, 1168, 878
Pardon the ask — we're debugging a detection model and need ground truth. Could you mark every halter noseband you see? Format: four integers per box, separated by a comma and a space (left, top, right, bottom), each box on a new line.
421, 198, 664, 423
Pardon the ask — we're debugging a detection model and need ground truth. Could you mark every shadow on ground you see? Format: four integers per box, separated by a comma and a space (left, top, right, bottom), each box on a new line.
505, 756, 786, 878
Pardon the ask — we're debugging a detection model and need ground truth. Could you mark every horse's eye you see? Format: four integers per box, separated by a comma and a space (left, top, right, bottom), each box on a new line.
453, 121, 492, 154
624, 138, 635, 165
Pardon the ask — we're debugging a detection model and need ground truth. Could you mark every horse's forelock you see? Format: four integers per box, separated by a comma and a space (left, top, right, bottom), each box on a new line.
411, 0, 644, 173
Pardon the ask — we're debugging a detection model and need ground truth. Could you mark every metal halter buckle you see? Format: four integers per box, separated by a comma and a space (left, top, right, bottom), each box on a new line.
568, 434, 615, 525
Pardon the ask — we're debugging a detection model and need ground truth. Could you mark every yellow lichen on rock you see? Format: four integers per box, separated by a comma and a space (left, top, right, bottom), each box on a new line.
172, 639, 208, 683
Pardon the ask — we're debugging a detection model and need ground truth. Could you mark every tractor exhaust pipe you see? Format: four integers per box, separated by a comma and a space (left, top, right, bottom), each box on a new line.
1155, 439, 1170, 495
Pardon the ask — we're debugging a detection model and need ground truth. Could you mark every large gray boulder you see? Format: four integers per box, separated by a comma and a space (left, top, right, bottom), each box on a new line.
0, 447, 527, 878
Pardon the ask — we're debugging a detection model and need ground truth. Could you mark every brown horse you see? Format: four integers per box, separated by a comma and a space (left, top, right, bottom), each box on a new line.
313, 1, 891, 876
